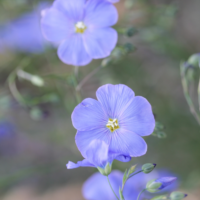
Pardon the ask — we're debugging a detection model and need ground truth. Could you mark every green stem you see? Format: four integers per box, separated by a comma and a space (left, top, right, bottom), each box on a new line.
76, 65, 102, 91
107, 176, 120, 200
73, 66, 82, 103
137, 188, 146, 200
128, 170, 143, 180
121, 170, 143, 197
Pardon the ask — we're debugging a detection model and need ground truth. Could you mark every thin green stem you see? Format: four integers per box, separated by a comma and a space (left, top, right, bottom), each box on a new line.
128, 170, 143, 180
107, 176, 119, 200
73, 66, 82, 103
121, 170, 143, 197
76, 65, 102, 91
137, 188, 146, 200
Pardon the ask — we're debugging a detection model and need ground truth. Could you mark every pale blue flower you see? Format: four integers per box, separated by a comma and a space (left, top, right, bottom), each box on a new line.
67, 84, 155, 169
41, 0, 118, 66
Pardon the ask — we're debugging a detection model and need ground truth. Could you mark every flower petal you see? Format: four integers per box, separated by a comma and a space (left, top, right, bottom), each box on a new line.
53, 0, 85, 21
82, 171, 122, 200
115, 155, 132, 162
109, 128, 147, 157
75, 128, 110, 158
85, 139, 110, 168
58, 34, 92, 66
83, 28, 117, 59
66, 159, 95, 169
72, 98, 107, 131
41, 8, 73, 43
120, 96, 155, 136
96, 84, 135, 118
107, 0, 120, 3
84, 0, 118, 28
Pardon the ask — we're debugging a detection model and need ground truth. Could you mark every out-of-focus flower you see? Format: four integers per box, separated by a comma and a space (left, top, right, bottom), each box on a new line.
146, 177, 177, 193
71, 84, 155, 166
83, 170, 138, 200
41, 0, 118, 66
0, 2, 48, 53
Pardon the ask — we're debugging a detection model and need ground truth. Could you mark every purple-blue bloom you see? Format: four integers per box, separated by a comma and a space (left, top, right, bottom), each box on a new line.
0, 3, 48, 53
67, 84, 155, 169
83, 170, 138, 200
41, 0, 118, 66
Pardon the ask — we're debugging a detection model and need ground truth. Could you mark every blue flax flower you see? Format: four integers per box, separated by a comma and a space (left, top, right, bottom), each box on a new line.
67, 84, 155, 169
0, 3, 48, 53
83, 170, 138, 200
41, 0, 118, 66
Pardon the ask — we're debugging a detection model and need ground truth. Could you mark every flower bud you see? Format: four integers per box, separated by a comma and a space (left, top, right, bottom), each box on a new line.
150, 195, 168, 200
170, 191, 188, 200
126, 27, 137, 37
146, 177, 177, 193
142, 163, 156, 174
146, 179, 162, 193
123, 43, 136, 54
97, 162, 112, 176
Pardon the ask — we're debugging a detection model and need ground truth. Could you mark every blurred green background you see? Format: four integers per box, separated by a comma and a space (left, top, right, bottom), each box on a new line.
0, 0, 200, 199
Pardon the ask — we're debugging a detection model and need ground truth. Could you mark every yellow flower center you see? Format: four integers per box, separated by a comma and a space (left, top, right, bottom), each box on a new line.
106, 118, 119, 132
75, 21, 87, 34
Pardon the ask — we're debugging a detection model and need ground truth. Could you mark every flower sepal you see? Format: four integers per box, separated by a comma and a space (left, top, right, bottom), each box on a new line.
150, 195, 168, 200
97, 162, 112, 176
146, 179, 162, 193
